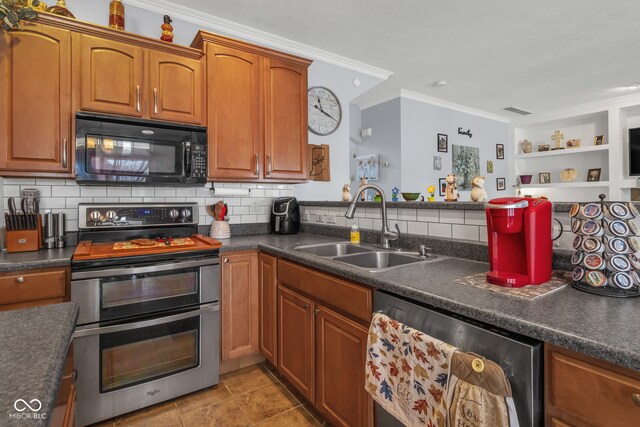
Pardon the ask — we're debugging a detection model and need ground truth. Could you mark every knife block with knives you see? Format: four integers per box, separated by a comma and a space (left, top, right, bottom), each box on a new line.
5, 196, 42, 253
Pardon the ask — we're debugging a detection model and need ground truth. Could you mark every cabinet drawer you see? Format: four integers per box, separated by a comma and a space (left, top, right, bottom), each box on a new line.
0, 269, 66, 305
277, 260, 372, 323
546, 344, 640, 426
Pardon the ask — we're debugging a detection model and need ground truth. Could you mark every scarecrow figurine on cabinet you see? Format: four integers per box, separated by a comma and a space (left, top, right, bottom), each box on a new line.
161, 15, 174, 43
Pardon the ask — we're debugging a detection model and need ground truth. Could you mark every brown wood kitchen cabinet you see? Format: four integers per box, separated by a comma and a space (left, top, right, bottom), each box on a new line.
277, 259, 373, 426
258, 253, 278, 365
0, 21, 72, 176
77, 32, 204, 124
50, 345, 76, 427
221, 251, 259, 361
191, 31, 311, 182
0, 267, 70, 311
545, 343, 640, 426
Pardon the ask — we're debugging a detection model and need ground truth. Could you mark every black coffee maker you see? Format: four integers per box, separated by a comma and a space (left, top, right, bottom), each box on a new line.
270, 197, 300, 235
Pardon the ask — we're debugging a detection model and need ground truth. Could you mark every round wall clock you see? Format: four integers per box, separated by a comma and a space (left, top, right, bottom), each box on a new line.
308, 86, 342, 136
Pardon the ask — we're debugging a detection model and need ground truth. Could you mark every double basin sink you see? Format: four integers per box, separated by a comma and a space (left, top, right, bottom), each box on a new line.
293, 242, 443, 273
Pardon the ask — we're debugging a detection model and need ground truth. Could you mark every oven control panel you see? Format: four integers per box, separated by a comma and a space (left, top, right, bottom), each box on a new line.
79, 203, 198, 229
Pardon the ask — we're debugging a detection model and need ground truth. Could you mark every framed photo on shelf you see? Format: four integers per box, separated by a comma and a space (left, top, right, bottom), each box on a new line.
587, 168, 602, 182
437, 134, 448, 153
594, 135, 605, 145
496, 177, 506, 191
496, 144, 505, 159
439, 178, 447, 196
539, 172, 551, 184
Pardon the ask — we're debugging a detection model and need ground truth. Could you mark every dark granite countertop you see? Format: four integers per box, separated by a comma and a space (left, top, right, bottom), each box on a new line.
0, 303, 79, 426
0, 247, 76, 273
218, 234, 640, 371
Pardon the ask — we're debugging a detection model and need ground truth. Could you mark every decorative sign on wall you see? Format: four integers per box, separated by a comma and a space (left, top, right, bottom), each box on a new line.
355, 154, 380, 181
458, 127, 473, 138
307, 144, 331, 181
452, 144, 480, 190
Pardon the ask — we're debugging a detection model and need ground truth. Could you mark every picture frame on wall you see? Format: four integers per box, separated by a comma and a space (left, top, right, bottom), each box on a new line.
496, 144, 505, 159
439, 178, 447, 196
496, 177, 506, 191
433, 155, 442, 170
437, 134, 448, 153
587, 168, 602, 182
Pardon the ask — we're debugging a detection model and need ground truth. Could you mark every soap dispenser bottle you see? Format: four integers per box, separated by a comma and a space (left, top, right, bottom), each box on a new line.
350, 220, 361, 245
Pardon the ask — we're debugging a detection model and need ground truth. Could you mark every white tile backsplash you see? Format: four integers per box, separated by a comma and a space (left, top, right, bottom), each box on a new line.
2, 179, 290, 232
439, 210, 465, 224
429, 223, 452, 238
452, 224, 480, 241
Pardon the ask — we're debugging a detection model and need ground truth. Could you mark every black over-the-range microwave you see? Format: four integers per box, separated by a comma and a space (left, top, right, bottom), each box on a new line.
75, 113, 207, 186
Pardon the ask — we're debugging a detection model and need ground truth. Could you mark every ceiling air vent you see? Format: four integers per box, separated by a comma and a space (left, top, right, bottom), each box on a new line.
504, 107, 532, 115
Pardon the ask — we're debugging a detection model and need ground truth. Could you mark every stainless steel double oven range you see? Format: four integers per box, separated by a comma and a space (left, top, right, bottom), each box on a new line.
71, 203, 219, 426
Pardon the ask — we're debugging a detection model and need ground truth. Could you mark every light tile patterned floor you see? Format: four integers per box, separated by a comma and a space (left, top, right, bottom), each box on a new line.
91, 363, 326, 427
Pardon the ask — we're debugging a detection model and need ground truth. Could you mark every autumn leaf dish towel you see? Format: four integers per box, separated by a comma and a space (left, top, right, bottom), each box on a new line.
365, 312, 458, 426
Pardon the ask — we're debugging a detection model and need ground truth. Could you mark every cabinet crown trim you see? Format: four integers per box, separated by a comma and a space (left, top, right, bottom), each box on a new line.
31, 14, 203, 59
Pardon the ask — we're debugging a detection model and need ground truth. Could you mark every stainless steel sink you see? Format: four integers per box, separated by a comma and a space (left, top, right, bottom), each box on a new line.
334, 251, 437, 272
294, 242, 373, 257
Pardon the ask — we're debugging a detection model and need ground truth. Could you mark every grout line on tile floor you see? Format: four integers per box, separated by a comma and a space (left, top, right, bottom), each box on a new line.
254, 403, 304, 425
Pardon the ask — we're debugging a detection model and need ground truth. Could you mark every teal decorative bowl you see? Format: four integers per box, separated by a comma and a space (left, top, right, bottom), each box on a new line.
401, 192, 421, 201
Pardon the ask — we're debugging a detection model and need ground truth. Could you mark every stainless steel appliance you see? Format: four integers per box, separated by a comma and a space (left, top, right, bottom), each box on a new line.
374, 291, 542, 427
75, 113, 207, 186
270, 197, 300, 235
71, 203, 220, 426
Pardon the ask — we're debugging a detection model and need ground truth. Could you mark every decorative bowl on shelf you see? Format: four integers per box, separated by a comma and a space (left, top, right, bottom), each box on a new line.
560, 168, 577, 182
519, 175, 533, 185
401, 192, 421, 201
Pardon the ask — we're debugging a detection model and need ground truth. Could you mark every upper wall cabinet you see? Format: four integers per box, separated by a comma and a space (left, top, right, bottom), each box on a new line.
78, 34, 204, 124
192, 32, 312, 182
78, 35, 144, 117
0, 22, 72, 176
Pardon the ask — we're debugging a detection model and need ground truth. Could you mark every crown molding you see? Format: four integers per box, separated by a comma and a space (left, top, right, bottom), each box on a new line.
399, 89, 511, 123
124, 0, 393, 80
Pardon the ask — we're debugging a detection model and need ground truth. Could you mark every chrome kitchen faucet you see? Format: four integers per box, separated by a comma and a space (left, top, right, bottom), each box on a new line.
345, 184, 400, 249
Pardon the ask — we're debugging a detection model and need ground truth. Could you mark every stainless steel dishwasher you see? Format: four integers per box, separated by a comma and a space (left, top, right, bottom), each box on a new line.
374, 291, 542, 427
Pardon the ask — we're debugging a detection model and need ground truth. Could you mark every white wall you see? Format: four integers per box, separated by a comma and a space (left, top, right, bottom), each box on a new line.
353, 98, 402, 200
401, 98, 510, 201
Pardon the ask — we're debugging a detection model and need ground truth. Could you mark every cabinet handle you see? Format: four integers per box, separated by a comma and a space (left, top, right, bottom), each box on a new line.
15, 277, 24, 284
61, 138, 68, 169
62, 369, 78, 383
153, 88, 158, 114
255, 154, 259, 176
267, 155, 272, 177
314, 308, 319, 315
136, 85, 141, 112
304, 304, 310, 310
632, 393, 640, 407
223, 258, 229, 263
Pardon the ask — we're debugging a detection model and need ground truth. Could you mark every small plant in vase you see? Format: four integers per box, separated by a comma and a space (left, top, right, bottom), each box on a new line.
391, 187, 400, 202
0, 0, 41, 30
427, 185, 436, 202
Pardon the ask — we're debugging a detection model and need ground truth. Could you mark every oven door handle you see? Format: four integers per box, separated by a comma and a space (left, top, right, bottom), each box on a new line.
73, 303, 219, 338
71, 258, 219, 280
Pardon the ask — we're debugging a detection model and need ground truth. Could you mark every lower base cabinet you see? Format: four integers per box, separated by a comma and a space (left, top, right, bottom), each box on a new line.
276, 259, 373, 427
545, 343, 640, 426
315, 304, 372, 427
51, 344, 76, 427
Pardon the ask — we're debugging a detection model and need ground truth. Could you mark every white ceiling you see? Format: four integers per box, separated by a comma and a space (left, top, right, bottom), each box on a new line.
168, 0, 640, 117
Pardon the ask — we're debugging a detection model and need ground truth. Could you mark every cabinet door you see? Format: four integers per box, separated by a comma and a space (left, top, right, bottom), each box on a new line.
0, 23, 72, 174
221, 252, 259, 361
148, 51, 204, 124
79, 35, 144, 117
278, 285, 315, 402
264, 58, 308, 180
206, 44, 261, 180
316, 304, 372, 427
258, 253, 278, 365
51, 344, 75, 427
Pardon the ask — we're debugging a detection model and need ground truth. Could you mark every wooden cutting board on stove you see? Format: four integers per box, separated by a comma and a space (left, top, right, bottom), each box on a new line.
73, 234, 222, 261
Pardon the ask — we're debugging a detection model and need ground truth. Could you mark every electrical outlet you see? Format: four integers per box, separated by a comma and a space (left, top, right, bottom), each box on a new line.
553, 224, 561, 247
316, 214, 324, 223
250, 200, 261, 214
302, 212, 310, 222
325, 215, 336, 224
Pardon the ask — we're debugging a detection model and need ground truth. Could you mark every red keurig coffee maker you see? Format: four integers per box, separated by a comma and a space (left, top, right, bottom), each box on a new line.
485, 197, 553, 287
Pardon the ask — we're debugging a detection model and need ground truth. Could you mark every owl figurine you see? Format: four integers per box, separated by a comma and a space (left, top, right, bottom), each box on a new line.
161, 15, 174, 43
